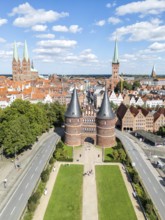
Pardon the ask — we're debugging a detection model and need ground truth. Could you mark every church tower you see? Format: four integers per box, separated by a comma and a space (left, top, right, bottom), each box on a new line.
110, 39, 120, 90
96, 88, 116, 147
65, 88, 82, 146
151, 65, 157, 79
12, 42, 21, 81
22, 40, 31, 76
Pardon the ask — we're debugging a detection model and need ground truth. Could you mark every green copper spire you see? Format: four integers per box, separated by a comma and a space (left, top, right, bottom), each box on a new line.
13, 42, 18, 62
112, 39, 119, 64
23, 40, 29, 62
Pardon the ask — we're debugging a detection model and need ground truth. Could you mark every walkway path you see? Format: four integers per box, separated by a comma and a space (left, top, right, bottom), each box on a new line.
33, 144, 145, 220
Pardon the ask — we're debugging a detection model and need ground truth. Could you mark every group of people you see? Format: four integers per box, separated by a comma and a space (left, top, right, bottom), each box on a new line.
83, 169, 93, 176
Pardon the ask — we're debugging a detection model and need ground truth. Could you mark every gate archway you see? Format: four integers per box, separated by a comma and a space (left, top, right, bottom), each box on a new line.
84, 137, 94, 144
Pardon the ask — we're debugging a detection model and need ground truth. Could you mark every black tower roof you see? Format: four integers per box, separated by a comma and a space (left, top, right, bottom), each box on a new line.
65, 88, 82, 118
97, 89, 115, 119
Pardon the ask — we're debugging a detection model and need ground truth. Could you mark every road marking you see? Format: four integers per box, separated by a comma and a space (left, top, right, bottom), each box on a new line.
39, 160, 42, 164
160, 199, 165, 207
10, 207, 16, 215
153, 187, 157, 193
148, 177, 151, 183
25, 183, 29, 189
31, 174, 34, 179
35, 166, 38, 171
19, 193, 23, 201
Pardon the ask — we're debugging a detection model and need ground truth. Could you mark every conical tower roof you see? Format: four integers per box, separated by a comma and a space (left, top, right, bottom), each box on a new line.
151, 65, 156, 78
97, 89, 115, 119
13, 42, 18, 62
23, 40, 29, 62
65, 88, 82, 118
112, 39, 119, 64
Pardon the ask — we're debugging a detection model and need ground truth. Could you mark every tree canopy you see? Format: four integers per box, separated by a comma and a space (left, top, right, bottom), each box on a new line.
0, 99, 66, 157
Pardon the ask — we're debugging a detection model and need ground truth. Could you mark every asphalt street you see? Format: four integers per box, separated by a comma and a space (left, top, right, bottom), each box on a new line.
116, 129, 165, 220
0, 132, 59, 220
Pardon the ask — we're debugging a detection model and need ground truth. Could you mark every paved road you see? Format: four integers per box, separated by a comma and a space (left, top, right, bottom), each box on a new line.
0, 132, 60, 220
116, 129, 165, 220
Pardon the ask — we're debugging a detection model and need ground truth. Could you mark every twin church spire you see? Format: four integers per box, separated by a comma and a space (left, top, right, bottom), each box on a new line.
12, 41, 38, 81
13, 41, 29, 62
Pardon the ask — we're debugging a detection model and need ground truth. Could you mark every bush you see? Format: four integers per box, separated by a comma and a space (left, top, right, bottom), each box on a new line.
49, 157, 55, 164
133, 172, 139, 184
29, 192, 40, 203
28, 201, 36, 212
146, 203, 153, 214
41, 170, 49, 182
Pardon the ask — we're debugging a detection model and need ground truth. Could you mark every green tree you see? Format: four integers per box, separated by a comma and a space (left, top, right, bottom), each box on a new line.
112, 150, 119, 160
132, 81, 141, 90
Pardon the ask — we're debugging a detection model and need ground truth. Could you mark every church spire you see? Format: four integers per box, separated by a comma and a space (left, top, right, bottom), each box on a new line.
13, 42, 18, 62
151, 65, 156, 78
65, 88, 82, 118
23, 40, 29, 62
97, 88, 115, 119
112, 38, 119, 64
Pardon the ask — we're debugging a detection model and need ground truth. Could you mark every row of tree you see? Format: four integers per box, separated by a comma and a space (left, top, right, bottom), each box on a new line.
0, 99, 66, 157
115, 80, 141, 93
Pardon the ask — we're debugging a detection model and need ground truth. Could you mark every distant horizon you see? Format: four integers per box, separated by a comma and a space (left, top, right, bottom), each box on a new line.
1, 73, 165, 78
0, 1, 165, 75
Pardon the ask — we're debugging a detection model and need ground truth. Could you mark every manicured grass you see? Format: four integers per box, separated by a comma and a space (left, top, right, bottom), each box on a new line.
63, 145, 73, 159
95, 165, 137, 220
44, 164, 83, 220
104, 147, 114, 162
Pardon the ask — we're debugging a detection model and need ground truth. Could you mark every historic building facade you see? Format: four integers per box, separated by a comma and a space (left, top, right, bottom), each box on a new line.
65, 88, 116, 147
12, 41, 38, 81
117, 103, 165, 132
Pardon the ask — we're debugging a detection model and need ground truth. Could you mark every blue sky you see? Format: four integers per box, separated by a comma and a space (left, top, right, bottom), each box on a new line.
0, 0, 165, 75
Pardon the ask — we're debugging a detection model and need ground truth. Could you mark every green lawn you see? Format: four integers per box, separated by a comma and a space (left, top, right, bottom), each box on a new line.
44, 164, 83, 220
95, 165, 137, 220
104, 147, 114, 162
63, 145, 73, 159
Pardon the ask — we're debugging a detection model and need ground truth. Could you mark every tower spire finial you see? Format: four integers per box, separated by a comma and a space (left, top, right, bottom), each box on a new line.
13, 41, 18, 62
112, 38, 119, 64
23, 40, 29, 62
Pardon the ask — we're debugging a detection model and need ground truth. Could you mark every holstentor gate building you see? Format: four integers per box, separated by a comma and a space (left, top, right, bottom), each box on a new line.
64, 88, 116, 147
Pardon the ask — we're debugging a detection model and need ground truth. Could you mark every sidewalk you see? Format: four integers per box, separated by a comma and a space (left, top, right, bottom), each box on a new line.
0, 129, 55, 211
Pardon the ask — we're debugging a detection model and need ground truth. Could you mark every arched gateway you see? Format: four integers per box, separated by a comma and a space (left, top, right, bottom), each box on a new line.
64, 88, 116, 147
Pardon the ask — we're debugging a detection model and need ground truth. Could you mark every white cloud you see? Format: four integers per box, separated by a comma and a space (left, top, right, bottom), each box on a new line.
35, 34, 55, 39
95, 20, 106, 26
10, 2, 69, 27
148, 42, 165, 52
106, 2, 116, 8
0, 18, 7, 26
52, 25, 68, 32
32, 25, 47, 32
116, 0, 165, 16
0, 50, 12, 59
108, 17, 121, 25
37, 39, 77, 48
69, 25, 82, 33
64, 49, 98, 64
111, 18, 165, 41
52, 25, 82, 33
79, 49, 98, 63
0, 37, 6, 43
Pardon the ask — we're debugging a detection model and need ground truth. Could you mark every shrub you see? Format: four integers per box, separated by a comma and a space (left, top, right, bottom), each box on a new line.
41, 170, 49, 182
49, 157, 55, 164
28, 201, 36, 212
